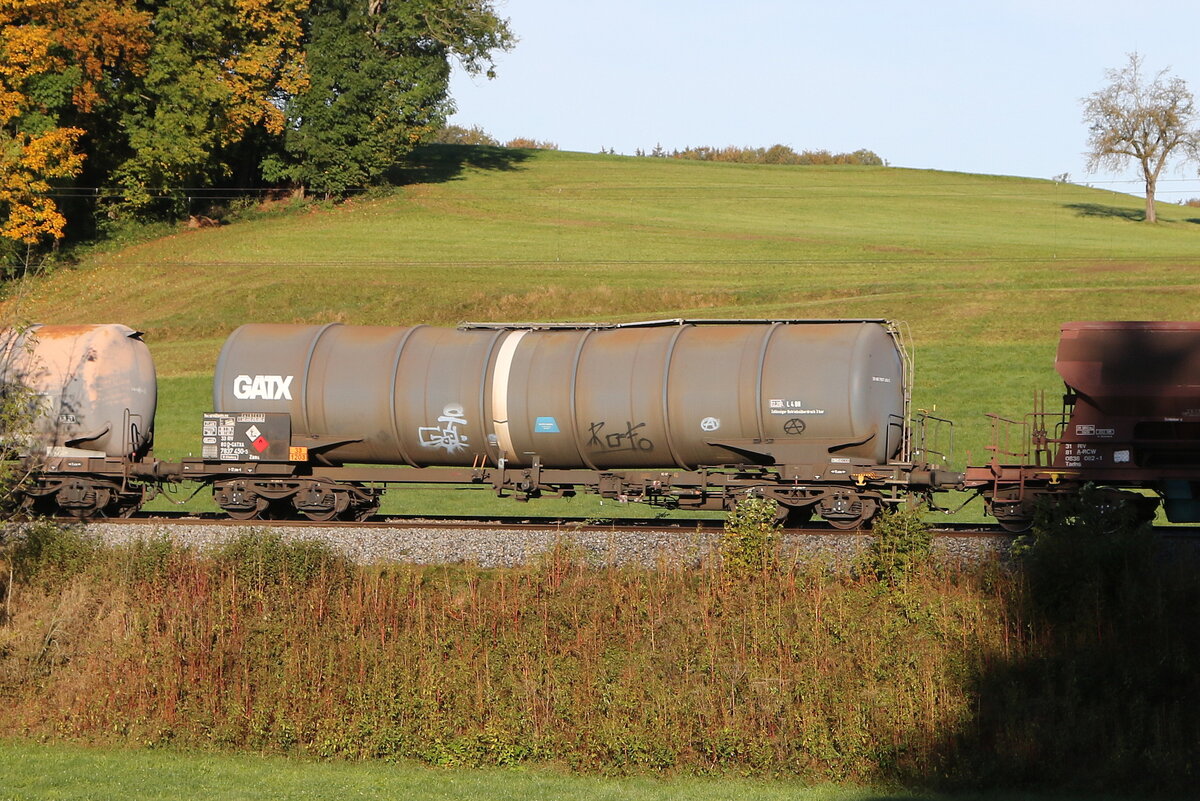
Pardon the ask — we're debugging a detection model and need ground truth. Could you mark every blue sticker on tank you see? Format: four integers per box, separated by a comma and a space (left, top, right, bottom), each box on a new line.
534, 416, 560, 433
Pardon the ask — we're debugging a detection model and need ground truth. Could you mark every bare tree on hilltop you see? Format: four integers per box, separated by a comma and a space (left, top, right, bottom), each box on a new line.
1082, 52, 1200, 223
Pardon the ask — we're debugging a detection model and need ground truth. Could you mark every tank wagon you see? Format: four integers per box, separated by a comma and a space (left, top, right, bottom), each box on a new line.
966, 321, 1200, 530
1, 318, 957, 525
206, 319, 954, 526
0, 324, 159, 516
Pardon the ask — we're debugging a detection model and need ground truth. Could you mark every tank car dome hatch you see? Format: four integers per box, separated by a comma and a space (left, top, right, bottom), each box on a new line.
0, 324, 157, 459
213, 319, 908, 471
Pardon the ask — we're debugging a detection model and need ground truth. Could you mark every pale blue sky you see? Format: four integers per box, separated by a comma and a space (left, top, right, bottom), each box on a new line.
450, 0, 1200, 199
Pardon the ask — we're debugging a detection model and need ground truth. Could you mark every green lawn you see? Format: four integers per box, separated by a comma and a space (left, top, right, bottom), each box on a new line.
6, 146, 1199, 516
0, 741, 1153, 801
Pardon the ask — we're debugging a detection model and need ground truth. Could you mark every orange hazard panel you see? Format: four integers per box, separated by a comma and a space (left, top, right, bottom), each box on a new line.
289, 446, 309, 462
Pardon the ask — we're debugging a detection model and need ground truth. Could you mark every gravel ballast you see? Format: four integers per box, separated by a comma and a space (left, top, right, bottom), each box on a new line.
41, 520, 1014, 569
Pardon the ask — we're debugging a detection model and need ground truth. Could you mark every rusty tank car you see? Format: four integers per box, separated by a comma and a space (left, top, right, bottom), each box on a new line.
0, 324, 157, 515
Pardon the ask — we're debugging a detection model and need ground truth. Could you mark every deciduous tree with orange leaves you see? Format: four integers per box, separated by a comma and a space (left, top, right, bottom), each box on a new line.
0, 1, 82, 247
0, 0, 513, 259
110, 0, 311, 213
0, 0, 148, 253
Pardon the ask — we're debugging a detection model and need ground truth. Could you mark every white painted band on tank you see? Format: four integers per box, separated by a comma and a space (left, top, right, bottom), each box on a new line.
491, 330, 527, 463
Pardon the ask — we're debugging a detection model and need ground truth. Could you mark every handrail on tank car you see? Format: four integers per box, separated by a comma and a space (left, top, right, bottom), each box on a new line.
122, 407, 133, 461
912, 410, 955, 468
1026, 391, 1056, 467
888, 320, 914, 463
458, 318, 894, 331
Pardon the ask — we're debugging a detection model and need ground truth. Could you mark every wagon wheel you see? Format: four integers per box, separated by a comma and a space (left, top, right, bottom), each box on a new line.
996, 516, 1033, 534
226, 507, 263, 521
776, 504, 813, 528
56, 483, 111, 520
224, 497, 269, 520
293, 483, 349, 521
113, 491, 146, 518
818, 495, 878, 531
824, 512, 870, 531
115, 503, 141, 518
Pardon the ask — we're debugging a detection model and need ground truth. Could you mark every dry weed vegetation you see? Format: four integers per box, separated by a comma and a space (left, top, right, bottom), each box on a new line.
0, 513, 1197, 795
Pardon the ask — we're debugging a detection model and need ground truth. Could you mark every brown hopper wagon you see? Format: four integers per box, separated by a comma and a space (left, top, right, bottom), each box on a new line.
966, 321, 1200, 530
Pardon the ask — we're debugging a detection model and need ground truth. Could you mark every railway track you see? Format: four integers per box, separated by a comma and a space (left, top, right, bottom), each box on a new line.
26, 510, 1198, 540
44, 513, 1195, 537
46, 511, 1025, 537
32, 509, 1198, 533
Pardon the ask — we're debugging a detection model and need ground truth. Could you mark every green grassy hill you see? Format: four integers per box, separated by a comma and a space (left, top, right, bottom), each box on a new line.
6, 146, 1199, 511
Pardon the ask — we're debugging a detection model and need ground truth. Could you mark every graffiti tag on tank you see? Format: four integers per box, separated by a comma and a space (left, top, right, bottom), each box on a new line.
783, 418, 806, 435
587, 421, 653, 452
418, 404, 470, 454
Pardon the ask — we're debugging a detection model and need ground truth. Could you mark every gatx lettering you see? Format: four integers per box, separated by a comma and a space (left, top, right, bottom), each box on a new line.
233, 374, 294, 401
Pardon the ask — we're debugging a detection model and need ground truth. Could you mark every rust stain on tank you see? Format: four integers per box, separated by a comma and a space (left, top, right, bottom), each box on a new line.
29, 325, 104, 339
2, 324, 156, 457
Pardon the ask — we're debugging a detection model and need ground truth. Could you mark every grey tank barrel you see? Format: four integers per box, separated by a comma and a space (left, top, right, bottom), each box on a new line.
213, 319, 908, 470
0, 324, 157, 458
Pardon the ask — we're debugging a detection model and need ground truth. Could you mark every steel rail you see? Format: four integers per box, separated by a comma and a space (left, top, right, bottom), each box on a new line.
39, 511, 1198, 540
